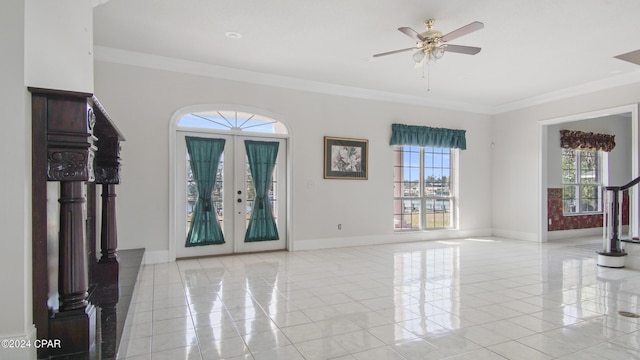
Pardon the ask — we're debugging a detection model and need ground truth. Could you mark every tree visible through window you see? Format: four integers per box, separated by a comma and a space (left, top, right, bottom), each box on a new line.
393, 146, 455, 230
562, 148, 602, 214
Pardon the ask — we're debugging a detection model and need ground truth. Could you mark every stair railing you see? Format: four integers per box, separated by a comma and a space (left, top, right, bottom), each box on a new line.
602, 176, 640, 255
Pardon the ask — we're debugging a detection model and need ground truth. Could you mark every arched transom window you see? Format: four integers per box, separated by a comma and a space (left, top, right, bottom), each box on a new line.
178, 110, 288, 134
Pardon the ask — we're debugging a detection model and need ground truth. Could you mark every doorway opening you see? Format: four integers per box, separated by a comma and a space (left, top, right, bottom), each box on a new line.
538, 104, 639, 242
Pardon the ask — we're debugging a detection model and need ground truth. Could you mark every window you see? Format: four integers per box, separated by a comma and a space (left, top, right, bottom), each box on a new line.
393, 145, 456, 230
178, 111, 288, 134
562, 148, 602, 214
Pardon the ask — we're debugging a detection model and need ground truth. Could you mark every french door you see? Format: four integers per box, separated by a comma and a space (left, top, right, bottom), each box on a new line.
176, 131, 287, 257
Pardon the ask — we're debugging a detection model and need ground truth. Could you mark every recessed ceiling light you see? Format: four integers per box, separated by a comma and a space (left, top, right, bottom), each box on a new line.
225, 32, 242, 39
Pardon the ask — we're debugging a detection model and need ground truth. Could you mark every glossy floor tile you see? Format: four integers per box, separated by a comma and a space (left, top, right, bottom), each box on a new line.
117, 237, 640, 359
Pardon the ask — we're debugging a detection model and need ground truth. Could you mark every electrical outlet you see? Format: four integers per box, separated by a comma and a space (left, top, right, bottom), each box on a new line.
338, 224, 342, 230
548, 219, 552, 225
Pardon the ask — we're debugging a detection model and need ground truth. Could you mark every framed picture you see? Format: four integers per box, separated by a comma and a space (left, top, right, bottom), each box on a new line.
324, 136, 368, 180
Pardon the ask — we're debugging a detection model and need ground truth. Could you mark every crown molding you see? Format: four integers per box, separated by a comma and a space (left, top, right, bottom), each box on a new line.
94, 46, 640, 116
93, 46, 493, 115
492, 70, 640, 114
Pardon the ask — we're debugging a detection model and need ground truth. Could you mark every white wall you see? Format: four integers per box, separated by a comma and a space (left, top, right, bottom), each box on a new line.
25, 0, 94, 93
93, 61, 493, 259
492, 83, 640, 241
0, 1, 35, 359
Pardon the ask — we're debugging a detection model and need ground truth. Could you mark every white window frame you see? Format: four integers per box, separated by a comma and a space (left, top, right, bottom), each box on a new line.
561, 148, 606, 215
393, 145, 458, 231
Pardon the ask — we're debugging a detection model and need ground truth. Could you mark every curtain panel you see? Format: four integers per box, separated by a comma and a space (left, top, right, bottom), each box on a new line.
390, 123, 467, 150
560, 130, 615, 152
185, 136, 226, 247
244, 140, 280, 242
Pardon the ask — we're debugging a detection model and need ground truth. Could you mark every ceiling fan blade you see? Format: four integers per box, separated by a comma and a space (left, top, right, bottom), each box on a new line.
441, 21, 484, 42
398, 27, 425, 41
444, 44, 481, 55
373, 47, 416, 58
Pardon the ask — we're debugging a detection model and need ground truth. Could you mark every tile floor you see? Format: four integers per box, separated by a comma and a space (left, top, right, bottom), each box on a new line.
116, 237, 640, 359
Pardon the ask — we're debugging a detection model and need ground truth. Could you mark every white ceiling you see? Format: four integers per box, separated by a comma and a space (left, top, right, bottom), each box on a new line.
93, 0, 640, 114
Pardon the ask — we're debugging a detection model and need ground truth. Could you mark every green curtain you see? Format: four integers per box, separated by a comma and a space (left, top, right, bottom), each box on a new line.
244, 140, 280, 242
185, 136, 225, 247
390, 123, 467, 149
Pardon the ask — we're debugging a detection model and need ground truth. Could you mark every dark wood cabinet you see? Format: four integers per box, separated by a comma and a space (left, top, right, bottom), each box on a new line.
30, 88, 124, 358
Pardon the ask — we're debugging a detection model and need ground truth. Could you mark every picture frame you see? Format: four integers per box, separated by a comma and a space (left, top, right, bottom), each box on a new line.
323, 136, 368, 180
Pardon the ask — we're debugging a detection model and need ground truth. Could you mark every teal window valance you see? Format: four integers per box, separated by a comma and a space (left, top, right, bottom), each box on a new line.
390, 123, 467, 150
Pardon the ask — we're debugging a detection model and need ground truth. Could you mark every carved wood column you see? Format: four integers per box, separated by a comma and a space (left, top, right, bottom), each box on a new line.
100, 184, 118, 261
57, 181, 90, 311
86, 182, 97, 287
48, 145, 97, 357
95, 131, 122, 286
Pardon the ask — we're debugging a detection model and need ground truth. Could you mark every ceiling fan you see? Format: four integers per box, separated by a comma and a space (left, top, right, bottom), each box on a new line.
373, 19, 484, 63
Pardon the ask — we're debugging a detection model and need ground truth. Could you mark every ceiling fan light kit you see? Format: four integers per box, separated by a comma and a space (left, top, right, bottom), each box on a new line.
374, 18, 483, 63
373, 19, 483, 92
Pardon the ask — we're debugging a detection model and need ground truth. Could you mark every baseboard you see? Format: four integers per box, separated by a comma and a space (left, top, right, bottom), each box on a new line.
0, 326, 37, 360
491, 228, 538, 242
142, 250, 169, 264
547, 227, 602, 241
292, 228, 494, 251
136, 227, 574, 258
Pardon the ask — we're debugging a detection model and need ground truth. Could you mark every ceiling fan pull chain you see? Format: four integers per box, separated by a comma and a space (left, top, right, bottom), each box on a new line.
427, 60, 431, 92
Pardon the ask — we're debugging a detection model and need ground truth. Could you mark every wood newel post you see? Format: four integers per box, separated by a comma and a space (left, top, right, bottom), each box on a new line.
100, 184, 118, 261
58, 181, 90, 311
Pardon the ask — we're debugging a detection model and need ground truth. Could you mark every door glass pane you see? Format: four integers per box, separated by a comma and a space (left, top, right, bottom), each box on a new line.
214, 154, 224, 230
245, 159, 254, 228
187, 156, 196, 233
270, 163, 278, 223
